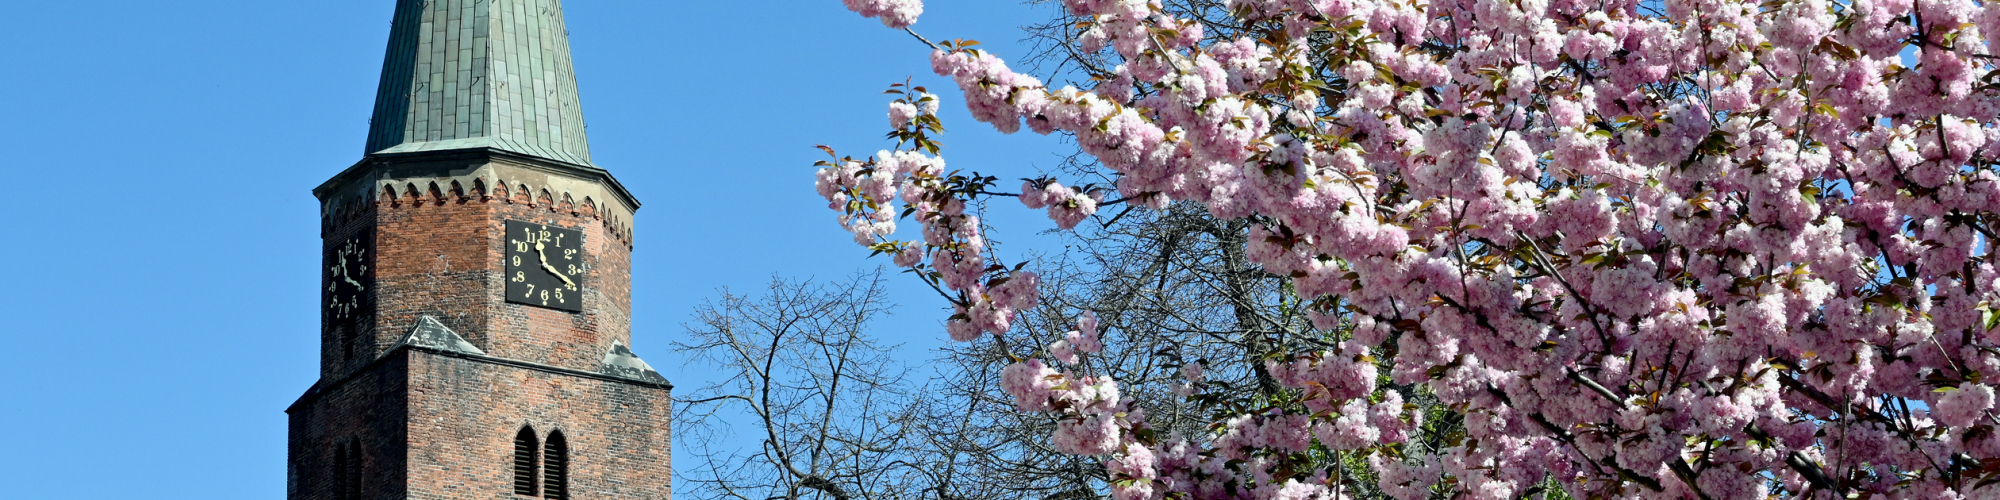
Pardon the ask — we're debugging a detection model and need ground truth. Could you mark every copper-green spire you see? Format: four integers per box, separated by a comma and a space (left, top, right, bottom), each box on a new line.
365, 0, 592, 166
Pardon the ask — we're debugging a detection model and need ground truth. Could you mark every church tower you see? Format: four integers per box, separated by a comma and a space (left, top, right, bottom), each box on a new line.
287, 1, 672, 499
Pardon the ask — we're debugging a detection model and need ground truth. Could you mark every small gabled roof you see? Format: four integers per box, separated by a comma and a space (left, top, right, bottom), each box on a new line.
599, 341, 669, 385
392, 316, 485, 355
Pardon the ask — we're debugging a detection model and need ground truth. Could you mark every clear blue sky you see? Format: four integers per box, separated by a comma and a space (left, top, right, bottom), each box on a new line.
0, 1, 1076, 498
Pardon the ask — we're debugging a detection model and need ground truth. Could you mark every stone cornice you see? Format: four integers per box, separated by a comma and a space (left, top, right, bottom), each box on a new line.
286, 342, 674, 415
314, 148, 639, 211
313, 148, 640, 247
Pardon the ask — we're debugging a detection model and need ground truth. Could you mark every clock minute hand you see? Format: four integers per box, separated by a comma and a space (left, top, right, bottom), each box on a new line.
535, 241, 578, 287
336, 261, 365, 290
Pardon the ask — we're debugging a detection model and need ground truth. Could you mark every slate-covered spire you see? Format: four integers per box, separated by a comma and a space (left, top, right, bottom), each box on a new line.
364, 0, 592, 166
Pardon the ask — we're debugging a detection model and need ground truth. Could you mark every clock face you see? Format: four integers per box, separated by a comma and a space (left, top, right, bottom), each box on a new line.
326, 234, 370, 320
505, 220, 584, 312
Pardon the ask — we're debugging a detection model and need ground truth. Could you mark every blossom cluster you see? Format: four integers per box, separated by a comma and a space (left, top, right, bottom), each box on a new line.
813, 92, 1040, 342
817, 0, 2000, 497
840, 0, 922, 29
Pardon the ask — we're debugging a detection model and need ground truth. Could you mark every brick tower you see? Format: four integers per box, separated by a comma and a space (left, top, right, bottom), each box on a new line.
287, 1, 672, 499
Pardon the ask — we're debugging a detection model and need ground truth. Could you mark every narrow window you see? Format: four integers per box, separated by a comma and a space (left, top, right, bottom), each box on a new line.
513, 427, 540, 496
340, 325, 355, 361
543, 431, 569, 500
333, 443, 350, 500
343, 438, 363, 500
333, 439, 362, 500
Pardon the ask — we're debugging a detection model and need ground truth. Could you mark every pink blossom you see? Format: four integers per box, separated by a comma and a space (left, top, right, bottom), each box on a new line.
1074, 311, 1103, 353
814, 0, 2000, 494
1938, 385, 1995, 428
888, 101, 917, 129
842, 0, 923, 29
999, 360, 1061, 412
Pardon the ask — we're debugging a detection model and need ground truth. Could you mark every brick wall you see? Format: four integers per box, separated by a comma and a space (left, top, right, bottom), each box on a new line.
295, 150, 668, 500
317, 154, 637, 380
288, 349, 672, 500
404, 351, 672, 500
287, 355, 412, 500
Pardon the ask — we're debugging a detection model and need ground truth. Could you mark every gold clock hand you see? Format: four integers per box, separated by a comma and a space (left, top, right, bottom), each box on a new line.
333, 259, 365, 291
536, 241, 578, 287
541, 263, 578, 287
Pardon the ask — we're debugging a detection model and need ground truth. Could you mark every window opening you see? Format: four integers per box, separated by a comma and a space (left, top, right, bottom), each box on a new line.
543, 430, 569, 500
513, 426, 539, 496
333, 443, 350, 500
333, 439, 362, 500
343, 438, 363, 500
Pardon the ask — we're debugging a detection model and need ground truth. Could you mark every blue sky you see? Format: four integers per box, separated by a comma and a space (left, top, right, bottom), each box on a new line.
0, 1, 1078, 498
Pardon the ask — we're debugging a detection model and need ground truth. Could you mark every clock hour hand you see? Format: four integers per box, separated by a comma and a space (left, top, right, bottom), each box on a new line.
535, 241, 578, 288
334, 261, 365, 290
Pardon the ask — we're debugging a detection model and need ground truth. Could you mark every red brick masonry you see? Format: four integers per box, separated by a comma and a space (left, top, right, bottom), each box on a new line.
292, 150, 669, 500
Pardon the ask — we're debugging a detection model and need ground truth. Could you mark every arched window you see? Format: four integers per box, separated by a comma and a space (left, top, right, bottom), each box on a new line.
543, 430, 569, 500
333, 438, 362, 500
344, 438, 363, 500
333, 442, 349, 500
513, 427, 540, 496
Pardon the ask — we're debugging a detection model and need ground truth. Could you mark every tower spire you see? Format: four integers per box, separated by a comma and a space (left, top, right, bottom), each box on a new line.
365, 0, 593, 167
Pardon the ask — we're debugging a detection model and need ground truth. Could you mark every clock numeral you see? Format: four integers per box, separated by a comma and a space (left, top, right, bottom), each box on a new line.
564, 248, 577, 259
511, 255, 522, 267
555, 289, 565, 304
555, 233, 565, 247
539, 229, 552, 242
513, 239, 529, 253
513, 271, 526, 283
539, 289, 550, 305
567, 264, 579, 275
525, 283, 536, 297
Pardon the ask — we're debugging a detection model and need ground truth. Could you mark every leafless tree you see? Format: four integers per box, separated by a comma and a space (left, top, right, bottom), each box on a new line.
673, 271, 923, 500
671, 221, 1460, 499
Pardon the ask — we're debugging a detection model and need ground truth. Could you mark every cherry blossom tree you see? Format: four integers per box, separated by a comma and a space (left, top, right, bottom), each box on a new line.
813, 0, 2000, 498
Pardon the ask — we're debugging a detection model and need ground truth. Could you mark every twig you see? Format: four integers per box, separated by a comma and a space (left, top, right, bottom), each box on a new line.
906, 28, 940, 51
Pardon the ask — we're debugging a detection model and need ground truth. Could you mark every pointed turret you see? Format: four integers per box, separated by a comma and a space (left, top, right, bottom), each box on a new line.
365, 0, 593, 166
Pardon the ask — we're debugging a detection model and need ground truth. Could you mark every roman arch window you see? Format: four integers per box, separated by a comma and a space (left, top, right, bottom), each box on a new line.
543, 430, 569, 500
513, 427, 540, 496
511, 426, 571, 498
333, 438, 362, 500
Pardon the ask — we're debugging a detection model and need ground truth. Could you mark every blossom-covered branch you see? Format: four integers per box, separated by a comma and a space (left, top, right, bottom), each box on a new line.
809, 0, 2000, 498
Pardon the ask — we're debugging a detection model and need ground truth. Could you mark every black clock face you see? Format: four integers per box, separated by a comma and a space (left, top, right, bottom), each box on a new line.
505, 221, 584, 312
326, 234, 370, 320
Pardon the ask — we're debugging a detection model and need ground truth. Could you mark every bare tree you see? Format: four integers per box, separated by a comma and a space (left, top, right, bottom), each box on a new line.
673, 271, 921, 500
670, 221, 1463, 499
